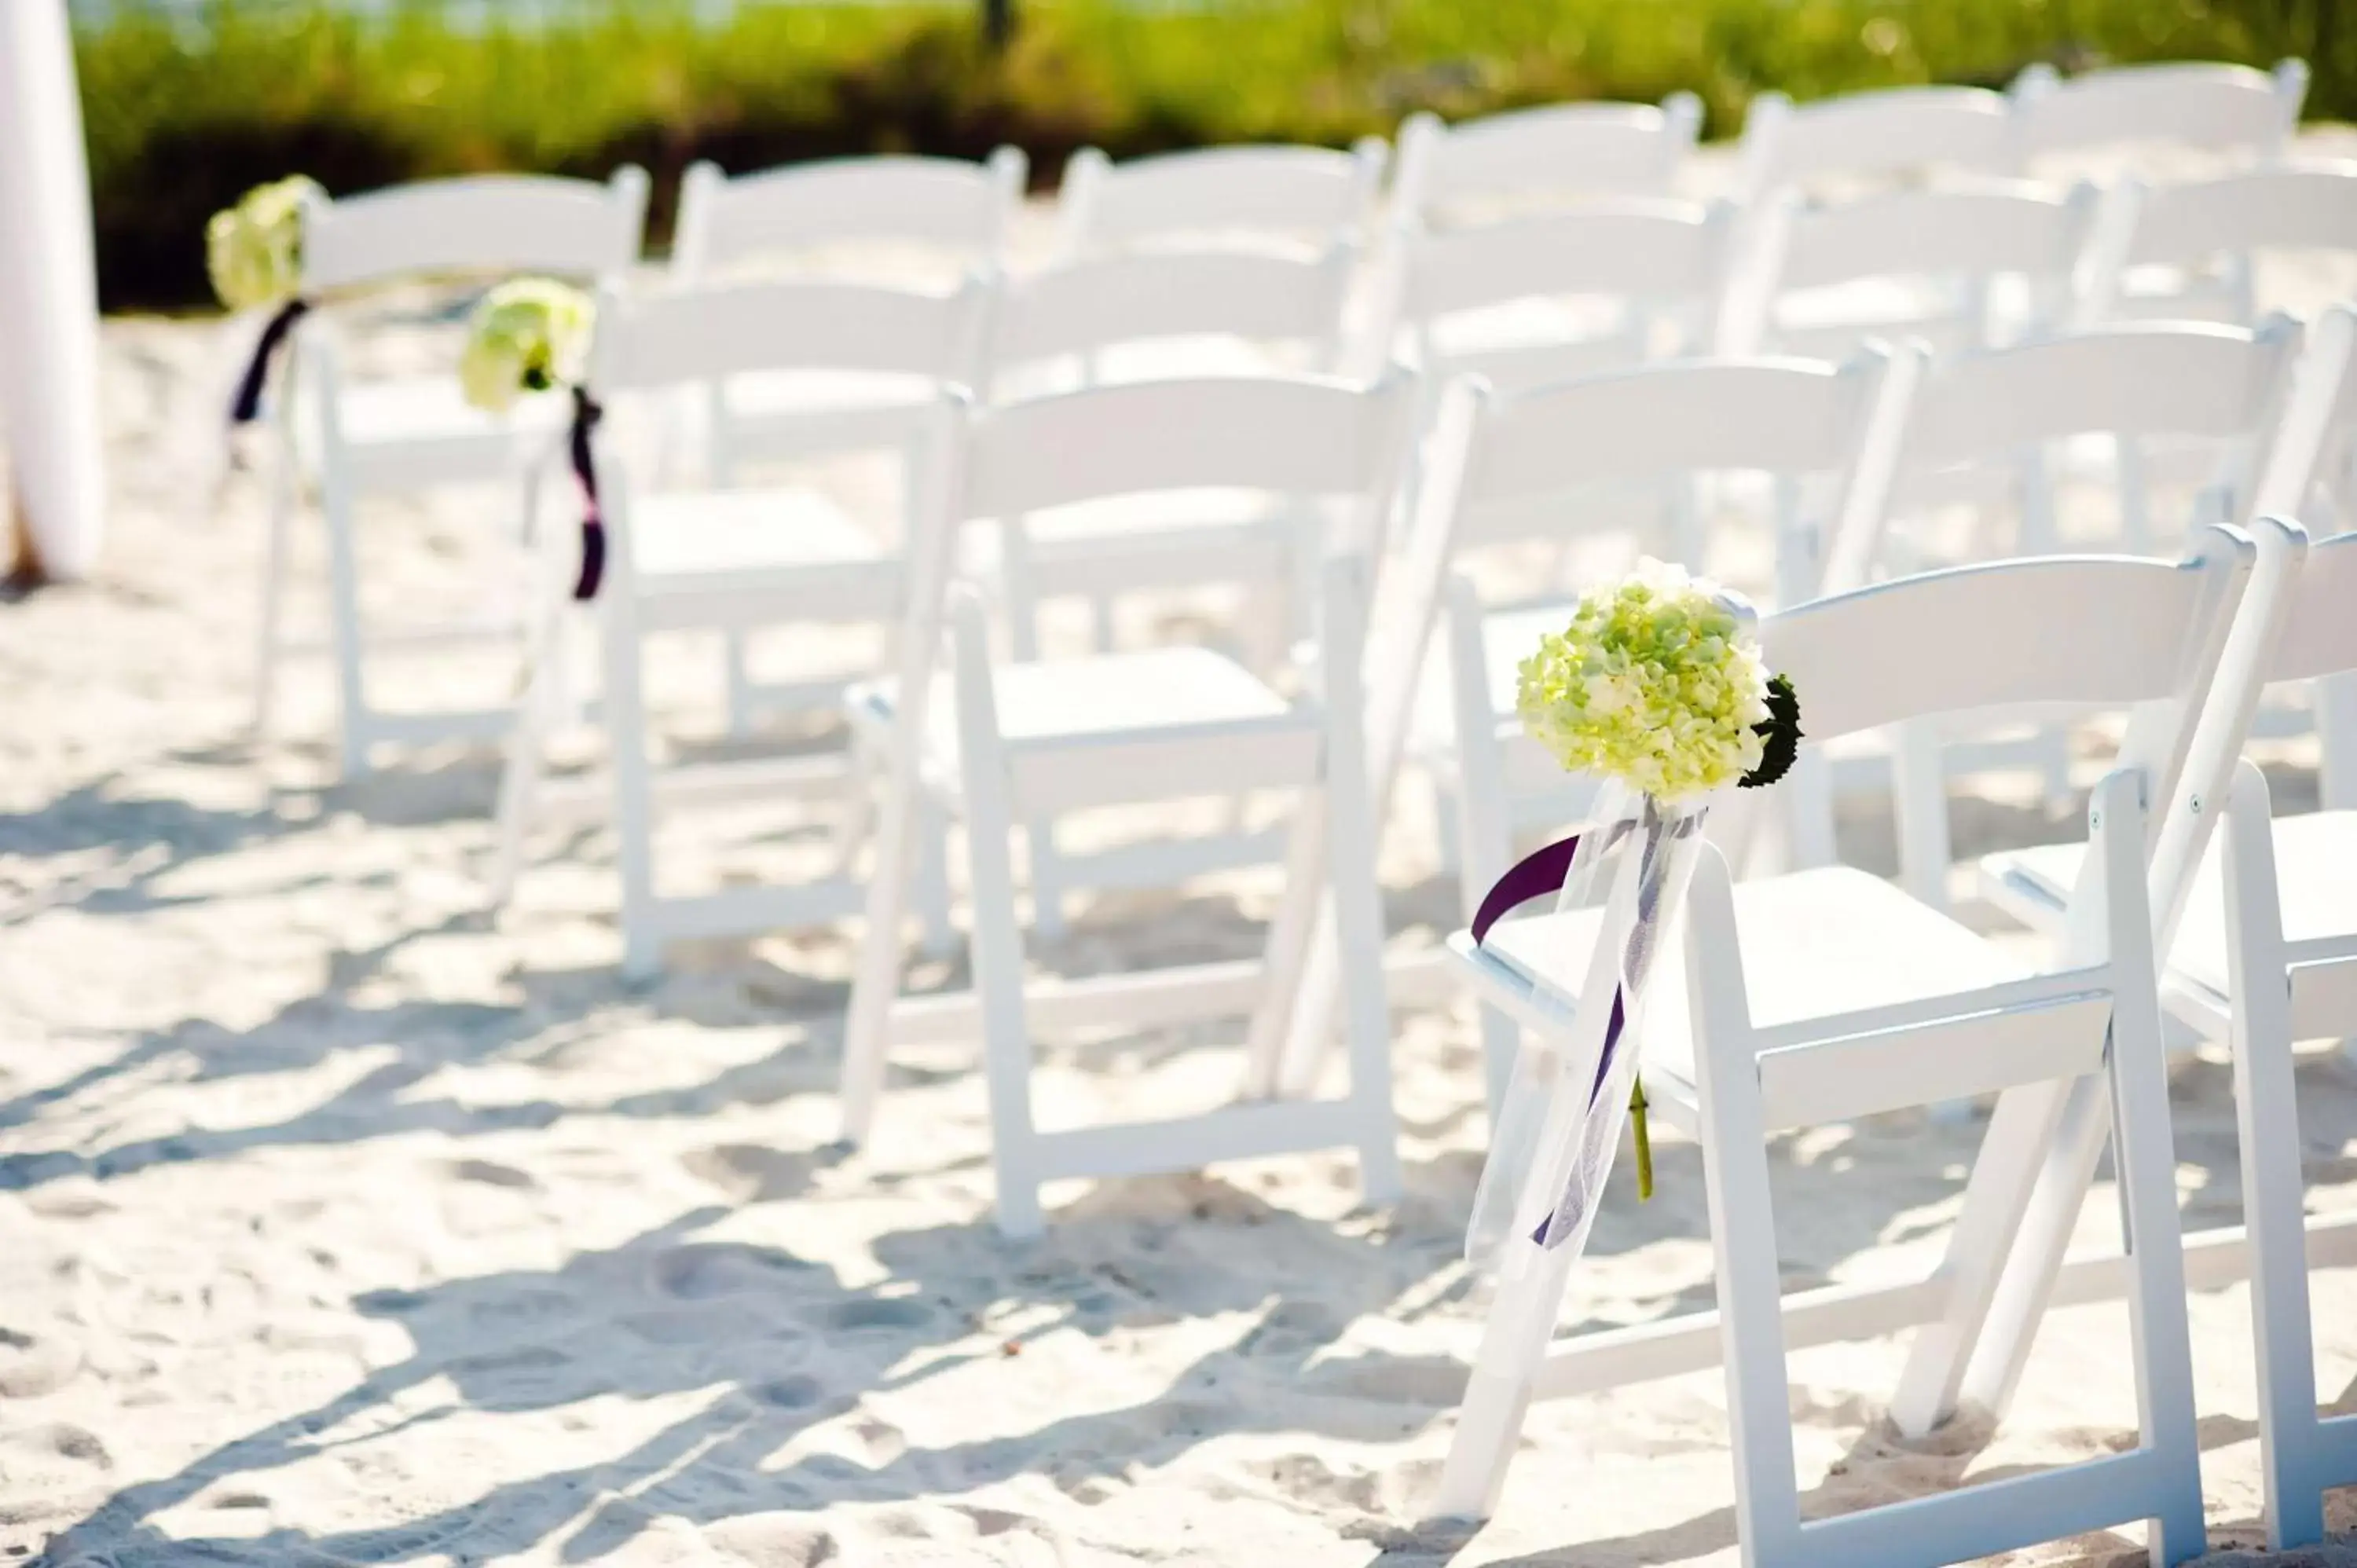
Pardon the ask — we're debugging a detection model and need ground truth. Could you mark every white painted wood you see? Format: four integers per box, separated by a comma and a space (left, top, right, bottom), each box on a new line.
1821, 320, 2300, 907
671, 149, 1024, 283
1433, 539, 2256, 1545
255, 167, 649, 773
1391, 94, 1699, 225
1893, 517, 2305, 1443
1726, 180, 2098, 362
1734, 85, 2010, 203
838, 375, 1412, 1230
1392, 200, 1735, 393
1960, 531, 2357, 1546
496, 278, 986, 980
0, 0, 105, 581
1054, 141, 1386, 258
2008, 58, 2308, 172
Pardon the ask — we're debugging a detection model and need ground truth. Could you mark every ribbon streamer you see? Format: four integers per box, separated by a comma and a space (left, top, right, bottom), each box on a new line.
229, 298, 311, 427
1467, 802, 1704, 1256
567, 387, 606, 601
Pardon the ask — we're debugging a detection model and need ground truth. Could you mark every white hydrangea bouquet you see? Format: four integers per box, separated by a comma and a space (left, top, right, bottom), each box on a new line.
457, 279, 607, 599
1464, 559, 1800, 1275
207, 174, 321, 313
207, 176, 325, 428
458, 278, 595, 415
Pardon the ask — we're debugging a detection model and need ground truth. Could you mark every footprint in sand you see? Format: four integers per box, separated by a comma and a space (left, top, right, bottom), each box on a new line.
821, 1297, 933, 1332
0, 1325, 83, 1398
653, 1244, 816, 1301
749, 1374, 823, 1410
447, 1158, 537, 1190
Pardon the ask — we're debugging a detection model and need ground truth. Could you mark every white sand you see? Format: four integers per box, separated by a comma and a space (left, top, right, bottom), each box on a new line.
9, 164, 2357, 1566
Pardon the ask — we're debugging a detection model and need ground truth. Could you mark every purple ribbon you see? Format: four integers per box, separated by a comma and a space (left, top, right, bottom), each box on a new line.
567, 387, 606, 601
1472, 812, 1699, 1246
229, 298, 311, 427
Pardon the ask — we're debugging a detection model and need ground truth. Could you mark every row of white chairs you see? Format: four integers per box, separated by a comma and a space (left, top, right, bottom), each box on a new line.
241, 57, 2336, 780
496, 280, 2357, 1559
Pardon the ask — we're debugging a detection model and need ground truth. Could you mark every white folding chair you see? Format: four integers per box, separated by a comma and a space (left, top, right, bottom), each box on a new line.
262, 170, 650, 775
2008, 58, 2310, 176
1732, 84, 2011, 204
493, 275, 992, 980
668, 150, 1023, 473
1389, 93, 1701, 226
1968, 528, 2357, 1551
835, 373, 1415, 1237
1435, 526, 2289, 1566
1721, 179, 2099, 362
1823, 319, 2304, 908
2080, 162, 2357, 328
982, 240, 1365, 655
1052, 141, 1386, 259
978, 243, 1373, 937
1326, 355, 1904, 1115
1390, 197, 1739, 394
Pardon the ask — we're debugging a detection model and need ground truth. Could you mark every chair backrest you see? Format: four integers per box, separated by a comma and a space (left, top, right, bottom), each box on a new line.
302, 170, 649, 294
1722, 179, 2099, 357
2008, 59, 2308, 170
1457, 354, 1891, 524
1054, 142, 1387, 258
1764, 539, 2246, 746
2267, 526, 2357, 684
987, 242, 1356, 388
1734, 85, 2011, 202
2248, 304, 2357, 525
669, 149, 1025, 283
2117, 164, 2357, 269
1397, 199, 1736, 390
1905, 317, 2300, 463
959, 373, 1412, 527
588, 274, 992, 397
1391, 94, 1700, 223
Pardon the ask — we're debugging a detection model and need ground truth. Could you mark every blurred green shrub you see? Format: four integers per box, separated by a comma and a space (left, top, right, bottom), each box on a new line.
75, 0, 2351, 310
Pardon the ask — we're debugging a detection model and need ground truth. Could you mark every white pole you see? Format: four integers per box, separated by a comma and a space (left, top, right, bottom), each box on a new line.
0, 0, 106, 582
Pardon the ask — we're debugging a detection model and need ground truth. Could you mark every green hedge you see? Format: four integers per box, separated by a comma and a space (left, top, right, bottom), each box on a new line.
75, 0, 2352, 310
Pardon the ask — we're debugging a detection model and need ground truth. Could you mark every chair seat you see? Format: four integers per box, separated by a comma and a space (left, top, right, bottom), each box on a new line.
628, 487, 896, 626
1980, 810, 2357, 1002
850, 646, 1318, 811
1479, 864, 2036, 1087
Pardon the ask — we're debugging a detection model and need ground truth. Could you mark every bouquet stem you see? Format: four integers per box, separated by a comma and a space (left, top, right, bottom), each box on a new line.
1629, 1077, 1653, 1201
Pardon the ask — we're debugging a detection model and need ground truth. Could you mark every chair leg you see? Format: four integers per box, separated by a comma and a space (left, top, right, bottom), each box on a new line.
321, 483, 372, 779
2316, 670, 2357, 814
2221, 763, 2327, 1551
251, 424, 298, 739
1027, 818, 1069, 944
1691, 954, 1809, 1567
1432, 1243, 1578, 1520
1446, 577, 1523, 1121
489, 662, 546, 910
914, 793, 957, 960
1892, 720, 1952, 913
2088, 780, 2206, 1567
837, 783, 919, 1149
602, 595, 662, 983
724, 629, 755, 737
944, 594, 1045, 1237
1318, 556, 1402, 1205
2117, 434, 2154, 556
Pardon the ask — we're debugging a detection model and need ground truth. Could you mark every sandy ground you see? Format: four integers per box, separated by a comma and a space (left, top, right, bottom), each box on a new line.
9, 160, 2357, 1566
